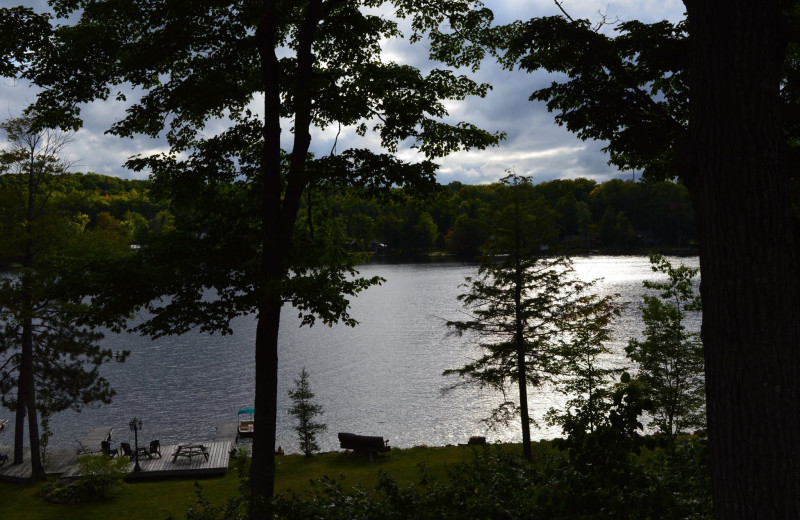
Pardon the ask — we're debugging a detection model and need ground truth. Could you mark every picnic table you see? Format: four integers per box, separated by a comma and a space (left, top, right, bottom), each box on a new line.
172, 444, 209, 463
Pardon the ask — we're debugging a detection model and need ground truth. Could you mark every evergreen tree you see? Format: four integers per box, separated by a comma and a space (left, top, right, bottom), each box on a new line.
626, 255, 705, 439
0, 115, 129, 478
288, 368, 327, 457
443, 175, 614, 461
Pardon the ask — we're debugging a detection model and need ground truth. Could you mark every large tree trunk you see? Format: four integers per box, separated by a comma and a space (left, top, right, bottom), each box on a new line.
516, 344, 533, 462
15, 168, 43, 477
685, 0, 800, 516
21, 314, 43, 479
249, 2, 319, 511
13, 375, 25, 464
250, 306, 280, 513
515, 248, 532, 461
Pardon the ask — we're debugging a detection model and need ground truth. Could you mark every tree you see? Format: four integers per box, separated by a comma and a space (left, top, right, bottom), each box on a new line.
0, 6, 51, 78
485, 1, 800, 515
0, 115, 129, 479
348, 213, 375, 251
287, 368, 327, 457
411, 211, 439, 253
24, 0, 502, 506
575, 200, 593, 249
597, 206, 617, 247
443, 175, 613, 461
447, 213, 489, 255
684, 3, 800, 516
626, 255, 705, 439
546, 295, 620, 434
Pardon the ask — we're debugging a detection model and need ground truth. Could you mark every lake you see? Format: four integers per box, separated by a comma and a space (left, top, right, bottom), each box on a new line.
1, 255, 700, 454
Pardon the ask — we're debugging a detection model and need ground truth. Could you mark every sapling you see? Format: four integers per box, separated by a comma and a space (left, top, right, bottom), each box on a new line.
626, 255, 705, 439
288, 368, 327, 457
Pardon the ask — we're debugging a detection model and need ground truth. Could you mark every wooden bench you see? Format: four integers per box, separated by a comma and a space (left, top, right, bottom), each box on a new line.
338, 432, 390, 460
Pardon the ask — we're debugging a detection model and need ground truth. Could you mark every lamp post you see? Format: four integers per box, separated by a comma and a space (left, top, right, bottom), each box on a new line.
129, 418, 143, 472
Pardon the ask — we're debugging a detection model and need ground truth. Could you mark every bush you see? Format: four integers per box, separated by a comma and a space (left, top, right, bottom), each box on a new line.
41, 455, 128, 504
188, 442, 711, 519
185, 450, 251, 520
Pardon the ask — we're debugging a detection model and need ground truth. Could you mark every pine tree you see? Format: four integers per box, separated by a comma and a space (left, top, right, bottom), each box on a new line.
288, 368, 327, 457
443, 174, 616, 461
0, 115, 129, 478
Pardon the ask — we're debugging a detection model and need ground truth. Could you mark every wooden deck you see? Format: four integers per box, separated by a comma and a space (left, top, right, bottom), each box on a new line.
80, 427, 113, 451
0, 447, 79, 484
214, 421, 238, 443
65, 441, 232, 480
0, 441, 232, 483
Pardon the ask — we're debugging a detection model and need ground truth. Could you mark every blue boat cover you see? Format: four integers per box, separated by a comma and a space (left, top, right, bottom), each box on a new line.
238, 408, 255, 415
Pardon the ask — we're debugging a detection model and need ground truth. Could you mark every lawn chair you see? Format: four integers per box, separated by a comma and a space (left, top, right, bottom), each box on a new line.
76, 440, 100, 455
120, 442, 134, 460
148, 440, 162, 458
101, 440, 118, 458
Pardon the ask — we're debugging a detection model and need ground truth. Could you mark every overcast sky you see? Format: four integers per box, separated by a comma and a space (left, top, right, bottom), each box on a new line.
1, 0, 685, 185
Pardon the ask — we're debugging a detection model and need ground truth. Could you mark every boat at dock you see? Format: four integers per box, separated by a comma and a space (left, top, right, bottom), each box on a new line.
237, 408, 254, 438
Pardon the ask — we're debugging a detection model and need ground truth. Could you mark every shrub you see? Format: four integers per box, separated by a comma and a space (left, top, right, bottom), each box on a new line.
187, 442, 711, 519
41, 454, 128, 504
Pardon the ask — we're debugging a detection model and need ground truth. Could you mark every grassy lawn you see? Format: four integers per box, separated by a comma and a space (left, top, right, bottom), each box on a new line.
1, 444, 521, 520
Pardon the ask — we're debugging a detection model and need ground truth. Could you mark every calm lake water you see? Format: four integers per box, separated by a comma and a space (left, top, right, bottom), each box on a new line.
2, 256, 700, 453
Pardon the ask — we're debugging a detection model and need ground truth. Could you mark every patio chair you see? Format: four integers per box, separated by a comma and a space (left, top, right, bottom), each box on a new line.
148, 440, 162, 458
101, 440, 118, 458
0, 451, 8, 466
76, 440, 99, 455
120, 442, 134, 459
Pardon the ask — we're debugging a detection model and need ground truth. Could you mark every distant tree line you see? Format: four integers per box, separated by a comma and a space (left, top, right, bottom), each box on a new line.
1, 172, 694, 265
330, 176, 695, 256
0, 172, 170, 268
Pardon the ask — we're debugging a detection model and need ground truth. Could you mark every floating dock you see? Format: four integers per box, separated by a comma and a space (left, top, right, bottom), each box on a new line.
214, 421, 238, 443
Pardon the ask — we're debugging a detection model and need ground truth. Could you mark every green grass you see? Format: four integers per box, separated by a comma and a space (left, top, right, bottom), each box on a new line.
1, 444, 519, 520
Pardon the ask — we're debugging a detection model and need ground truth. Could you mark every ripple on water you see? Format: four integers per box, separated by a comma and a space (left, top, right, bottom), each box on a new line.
5, 256, 699, 453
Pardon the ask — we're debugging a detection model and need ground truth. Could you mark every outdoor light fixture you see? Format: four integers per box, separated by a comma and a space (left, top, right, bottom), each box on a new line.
129, 417, 143, 472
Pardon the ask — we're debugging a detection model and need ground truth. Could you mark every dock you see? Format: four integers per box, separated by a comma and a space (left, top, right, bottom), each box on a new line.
76, 426, 113, 454
1, 422, 240, 484
62, 441, 232, 480
82, 427, 113, 447
214, 421, 238, 443
1, 441, 232, 483
0, 446, 79, 484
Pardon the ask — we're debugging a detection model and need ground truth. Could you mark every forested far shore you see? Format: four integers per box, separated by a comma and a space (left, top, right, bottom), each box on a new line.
1, 171, 697, 267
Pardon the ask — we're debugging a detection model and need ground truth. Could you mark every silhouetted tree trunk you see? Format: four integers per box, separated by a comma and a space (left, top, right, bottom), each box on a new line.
13, 377, 24, 464
685, 0, 800, 516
